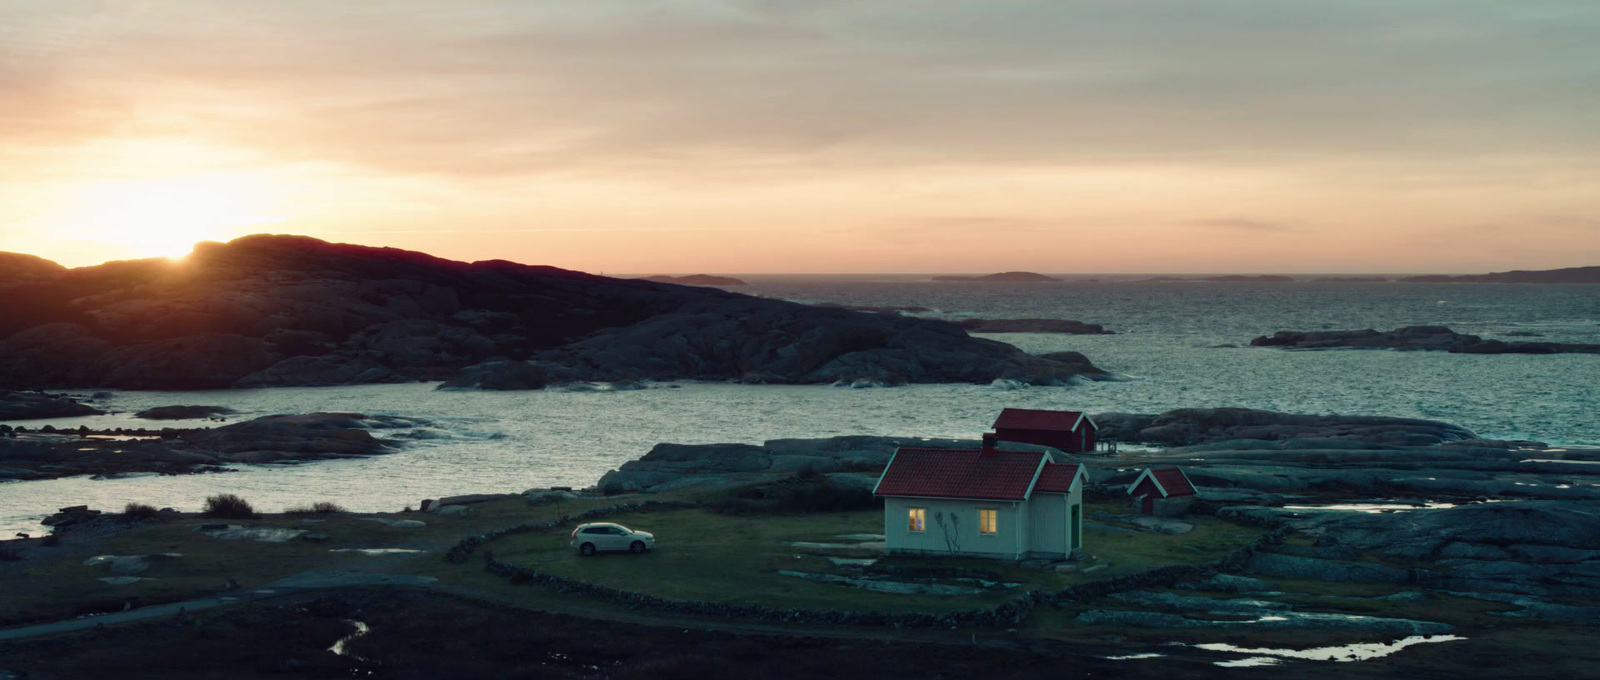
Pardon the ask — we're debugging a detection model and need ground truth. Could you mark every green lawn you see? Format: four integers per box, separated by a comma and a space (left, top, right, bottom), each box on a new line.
490, 502, 1264, 614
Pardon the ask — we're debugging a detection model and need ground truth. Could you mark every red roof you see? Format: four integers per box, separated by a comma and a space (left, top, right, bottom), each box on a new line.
992, 408, 1090, 432
1153, 468, 1196, 496
873, 448, 1046, 501
1130, 468, 1197, 497
1033, 462, 1081, 494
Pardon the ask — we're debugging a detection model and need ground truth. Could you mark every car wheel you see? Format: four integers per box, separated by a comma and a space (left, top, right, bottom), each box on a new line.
629, 541, 647, 554
580, 543, 596, 556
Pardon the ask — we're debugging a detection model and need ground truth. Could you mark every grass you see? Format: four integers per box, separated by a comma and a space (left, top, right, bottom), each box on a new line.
487, 499, 1263, 615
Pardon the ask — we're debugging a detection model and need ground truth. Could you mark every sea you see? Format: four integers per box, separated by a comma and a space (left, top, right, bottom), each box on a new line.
2, 277, 1596, 535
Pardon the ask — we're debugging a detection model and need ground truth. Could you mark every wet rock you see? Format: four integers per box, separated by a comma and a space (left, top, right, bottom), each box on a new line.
0, 391, 104, 420
178, 413, 398, 457
134, 405, 236, 420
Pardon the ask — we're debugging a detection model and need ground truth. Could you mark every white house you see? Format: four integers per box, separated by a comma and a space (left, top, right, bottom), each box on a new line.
872, 445, 1086, 560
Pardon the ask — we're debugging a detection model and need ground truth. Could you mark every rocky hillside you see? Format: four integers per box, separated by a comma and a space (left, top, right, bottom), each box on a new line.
0, 235, 1105, 390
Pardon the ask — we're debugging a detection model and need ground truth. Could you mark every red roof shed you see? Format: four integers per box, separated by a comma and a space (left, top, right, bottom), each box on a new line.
1127, 468, 1197, 498
991, 408, 1098, 454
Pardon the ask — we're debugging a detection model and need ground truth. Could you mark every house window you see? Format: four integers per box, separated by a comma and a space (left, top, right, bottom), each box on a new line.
908, 508, 925, 532
979, 509, 998, 535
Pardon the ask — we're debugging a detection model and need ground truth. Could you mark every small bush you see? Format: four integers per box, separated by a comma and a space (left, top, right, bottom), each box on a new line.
202, 493, 256, 519
123, 502, 161, 519
285, 501, 347, 515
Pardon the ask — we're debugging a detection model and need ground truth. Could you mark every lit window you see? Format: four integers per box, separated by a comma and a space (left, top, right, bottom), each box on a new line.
979, 509, 998, 535
908, 508, 926, 532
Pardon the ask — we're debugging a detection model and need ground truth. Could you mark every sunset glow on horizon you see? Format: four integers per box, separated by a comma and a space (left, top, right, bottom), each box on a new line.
3, 1, 1598, 274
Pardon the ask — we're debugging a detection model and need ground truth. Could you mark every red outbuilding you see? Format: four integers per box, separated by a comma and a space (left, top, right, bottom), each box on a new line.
1127, 467, 1198, 516
991, 408, 1098, 454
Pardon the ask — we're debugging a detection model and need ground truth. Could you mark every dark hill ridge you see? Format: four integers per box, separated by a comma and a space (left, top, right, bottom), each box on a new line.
1400, 265, 1600, 283
0, 252, 66, 282
0, 235, 1106, 390
638, 274, 746, 286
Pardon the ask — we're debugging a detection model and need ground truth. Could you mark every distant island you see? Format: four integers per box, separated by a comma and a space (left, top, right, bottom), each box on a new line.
1251, 326, 1600, 354
1315, 276, 1389, 283
639, 274, 747, 286
1399, 265, 1600, 284
1126, 275, 1294, 283
958, 318, 1112, 334
1199, 275, 1295, 282
932, 271, 1061, 283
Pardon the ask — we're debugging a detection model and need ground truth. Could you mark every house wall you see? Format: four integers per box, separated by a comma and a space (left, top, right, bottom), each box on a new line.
1027, 482, 1085, 557
882, 497, 1026, 558
994, 426, 1095, 454
1027, 493, 1066, 556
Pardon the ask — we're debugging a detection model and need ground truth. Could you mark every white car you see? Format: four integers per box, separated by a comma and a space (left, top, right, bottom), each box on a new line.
570, 522, 655, 556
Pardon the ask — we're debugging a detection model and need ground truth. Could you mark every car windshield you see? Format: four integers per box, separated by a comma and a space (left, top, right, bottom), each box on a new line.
612, 525, 631, 533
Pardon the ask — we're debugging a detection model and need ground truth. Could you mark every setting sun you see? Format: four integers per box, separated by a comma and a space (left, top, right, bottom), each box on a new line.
38, 175, 290, 260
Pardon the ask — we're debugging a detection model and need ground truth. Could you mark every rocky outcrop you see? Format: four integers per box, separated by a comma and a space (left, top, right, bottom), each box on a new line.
0, 236, 1105, 389
0, 391, 104, 420
437, 360, 554, 390
932, 271, 1060, 282
1251, 326, 1600, 354
1400, 265, 1600, 284
1093, 408, 1477, 448
638, 274, 747, 286
134, 405, 236, 420
595, 436, 1067, 493
958, 319, 1112, 334
0, 413, 414, 480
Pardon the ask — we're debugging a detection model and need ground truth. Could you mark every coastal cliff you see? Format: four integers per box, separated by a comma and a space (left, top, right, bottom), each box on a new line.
0, 236, 1105, 390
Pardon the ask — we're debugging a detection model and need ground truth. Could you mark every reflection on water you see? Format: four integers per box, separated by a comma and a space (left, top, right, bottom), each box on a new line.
328, 619, 371, 659
1283, 502, 1458, 513
1195, 634, 1466, 664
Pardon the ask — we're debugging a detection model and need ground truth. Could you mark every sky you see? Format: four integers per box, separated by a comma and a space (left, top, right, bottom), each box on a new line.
2, 1, 1598, 274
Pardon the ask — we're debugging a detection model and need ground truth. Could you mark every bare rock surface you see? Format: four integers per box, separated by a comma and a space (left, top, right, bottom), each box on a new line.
1093, 407, 1477, 448
0, 413, 412, 481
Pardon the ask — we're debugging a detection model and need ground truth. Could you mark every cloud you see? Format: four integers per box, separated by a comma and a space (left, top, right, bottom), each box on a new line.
1188, 218, 1293, 232
2, 0, 1598, 182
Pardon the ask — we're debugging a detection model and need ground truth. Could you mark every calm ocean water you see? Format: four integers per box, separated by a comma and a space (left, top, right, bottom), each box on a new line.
2, 279, 1596, 534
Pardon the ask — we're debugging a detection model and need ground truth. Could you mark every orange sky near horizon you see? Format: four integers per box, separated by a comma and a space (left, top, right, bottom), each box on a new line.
2, 2, 1598, 274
